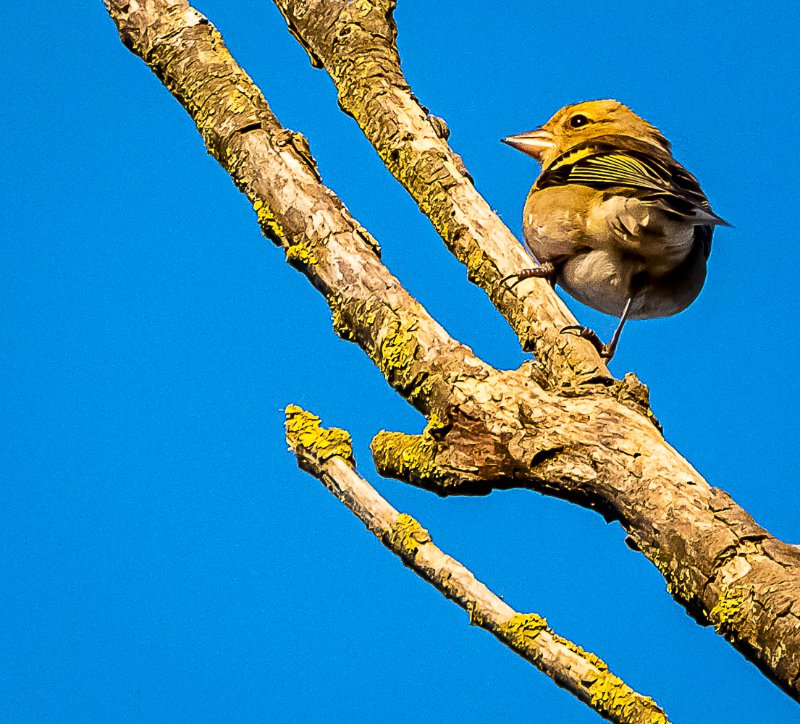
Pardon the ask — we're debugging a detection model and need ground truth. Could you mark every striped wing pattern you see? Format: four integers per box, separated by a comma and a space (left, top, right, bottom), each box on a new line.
537, 136, 720, 218
536, 135, 723, 258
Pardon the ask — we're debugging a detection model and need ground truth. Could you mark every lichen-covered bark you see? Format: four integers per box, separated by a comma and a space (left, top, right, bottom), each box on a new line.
103, 0, 492, 427
285, 406, 670, 724
272, 0, 610, 389
105, 0, 800, 702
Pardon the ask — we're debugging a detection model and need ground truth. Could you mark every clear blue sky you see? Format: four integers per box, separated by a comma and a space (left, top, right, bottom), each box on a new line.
3, 1, 800, 722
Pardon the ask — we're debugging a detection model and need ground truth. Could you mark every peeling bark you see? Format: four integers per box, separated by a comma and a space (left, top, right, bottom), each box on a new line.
104, 0, 800, 703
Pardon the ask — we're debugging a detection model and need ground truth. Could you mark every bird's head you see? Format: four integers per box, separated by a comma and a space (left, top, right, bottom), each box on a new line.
502, 100, 671, 167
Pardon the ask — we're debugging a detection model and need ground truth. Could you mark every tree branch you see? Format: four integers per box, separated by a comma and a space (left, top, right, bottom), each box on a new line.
271, 0, 610, 389
285, 405, 670, 724
105, 0, 800, 700
103, 0, 494, 426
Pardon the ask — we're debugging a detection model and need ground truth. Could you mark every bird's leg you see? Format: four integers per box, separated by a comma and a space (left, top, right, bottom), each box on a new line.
503, 261, 556, 290
561, 296, 634, 361
602, 296, 634, 360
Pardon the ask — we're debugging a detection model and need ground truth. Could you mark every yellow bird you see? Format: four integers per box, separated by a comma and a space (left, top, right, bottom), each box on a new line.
503, 100, 728, 360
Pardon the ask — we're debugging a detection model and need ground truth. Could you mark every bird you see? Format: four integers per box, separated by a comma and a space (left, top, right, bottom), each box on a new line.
501, 99, 727, 360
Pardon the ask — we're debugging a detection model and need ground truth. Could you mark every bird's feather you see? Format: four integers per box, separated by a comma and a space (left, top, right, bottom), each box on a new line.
537, 135, 729, 228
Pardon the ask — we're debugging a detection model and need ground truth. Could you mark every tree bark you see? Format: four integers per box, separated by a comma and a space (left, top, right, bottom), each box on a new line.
104, 0, 800, 703
285, 406, 670, 724
273, 0, 610, 390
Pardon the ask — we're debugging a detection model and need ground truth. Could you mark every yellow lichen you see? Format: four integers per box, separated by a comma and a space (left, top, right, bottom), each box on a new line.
253, 199, 287, 244
501, 613, 548, 649
710, 587, 745, 636
501, 615, 667, 722
588, 673, 668, 724
390, 513, 431, 558
557, 636, 608, 672
379, 321, 417, 379
285, 240, 318, 267
649, 549, 698, 609
331, 305, 355, 341
424, 412, 448, 436
284, 405, 354, 465
371, 431, 438, 481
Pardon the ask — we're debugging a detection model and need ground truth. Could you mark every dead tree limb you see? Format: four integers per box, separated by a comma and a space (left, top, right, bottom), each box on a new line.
104, 0, 800, 701
284, 405, 669, 724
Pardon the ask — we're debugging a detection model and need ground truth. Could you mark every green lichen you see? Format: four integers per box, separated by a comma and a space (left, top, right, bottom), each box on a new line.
588, 673, 668, 724
284, 405, 354, 465
390, 513, 431, 558
501, 613, 548, 649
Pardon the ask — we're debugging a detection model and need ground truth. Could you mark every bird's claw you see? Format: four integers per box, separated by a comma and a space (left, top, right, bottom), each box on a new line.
560, 325, 615, 360
502, 262, 556, 290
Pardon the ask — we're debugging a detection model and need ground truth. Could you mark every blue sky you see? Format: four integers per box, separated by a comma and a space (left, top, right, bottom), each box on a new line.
3, 1, 800, 721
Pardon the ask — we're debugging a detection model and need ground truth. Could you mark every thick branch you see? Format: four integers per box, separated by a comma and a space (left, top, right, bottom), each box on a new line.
285, 406, 670, 724
105, 0, 800, 698
103, 0, 495, 425
370, 373, 800, 700
272, 0, 610, 389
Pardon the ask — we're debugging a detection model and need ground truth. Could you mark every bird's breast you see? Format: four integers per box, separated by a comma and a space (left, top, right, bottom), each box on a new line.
523, 186, 695, 273
522, 185, 708, 319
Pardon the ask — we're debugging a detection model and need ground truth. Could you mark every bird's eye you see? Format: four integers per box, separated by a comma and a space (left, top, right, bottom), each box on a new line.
569, 114, 590, 128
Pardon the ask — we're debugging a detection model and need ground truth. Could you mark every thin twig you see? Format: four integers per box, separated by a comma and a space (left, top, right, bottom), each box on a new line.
285, 405, 670, 724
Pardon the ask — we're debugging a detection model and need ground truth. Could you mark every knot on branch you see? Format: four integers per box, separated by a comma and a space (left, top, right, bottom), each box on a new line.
276, 129, 321, 182
371, 409, 520, 495
553, 370, 660, 429
611, 373, 662, 430
427, 114, 450, 140
285, 405, 355, 467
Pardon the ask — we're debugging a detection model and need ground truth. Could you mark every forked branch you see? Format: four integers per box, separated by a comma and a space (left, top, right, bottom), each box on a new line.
105, 0, 800, 701
272, 0, 610, 388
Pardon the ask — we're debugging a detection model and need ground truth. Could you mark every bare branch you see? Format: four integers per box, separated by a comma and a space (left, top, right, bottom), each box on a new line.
285, 406, 670, 724
102, 0, 494, 426
271, 0, 611, 388
104, 0, 800, 698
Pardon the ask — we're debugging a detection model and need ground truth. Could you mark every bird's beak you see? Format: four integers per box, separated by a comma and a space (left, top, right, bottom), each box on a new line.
501, 128, 556, 161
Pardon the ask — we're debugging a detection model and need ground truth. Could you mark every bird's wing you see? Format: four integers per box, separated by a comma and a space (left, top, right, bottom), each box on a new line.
537, 136, 728, 227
